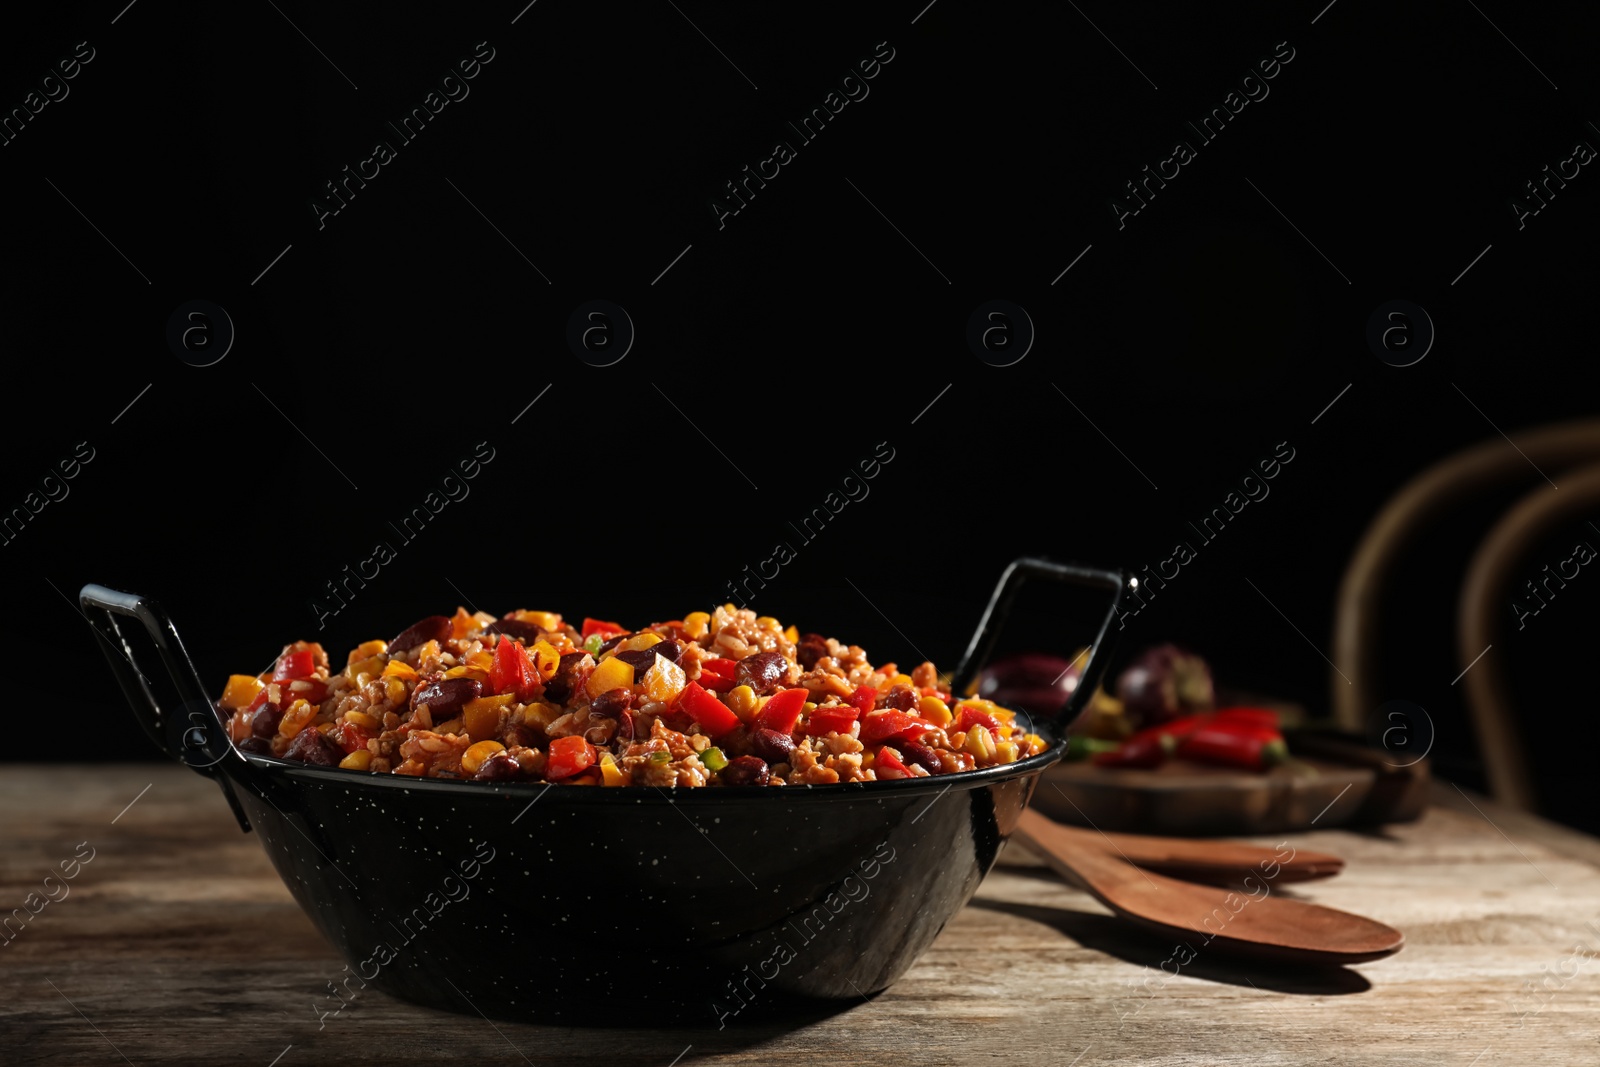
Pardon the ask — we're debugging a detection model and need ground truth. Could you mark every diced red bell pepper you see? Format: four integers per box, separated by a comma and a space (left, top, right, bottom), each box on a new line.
546, 735, 598, 780
282, 677, 329, 707
581, 618, 627, 639
1211, 707, 1280, 731
678, 682, 741, 738
754, 688, 809, 734
859, 709, 932, 745
273, 650, 316, 681
847, 685, 878, 716
332, 722, 373, 755
874, 745, 912, 780
803, 705, 860, 738
488, 636, 539, 699
697, 656, 739, 691
1177, 722, 1287, 771
952, 703, 1002, 735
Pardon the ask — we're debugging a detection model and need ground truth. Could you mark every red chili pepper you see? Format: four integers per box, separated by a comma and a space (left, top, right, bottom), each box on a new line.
1177, 723, 1288, 771
754, 688, 809, 734
952, 704, 1002, 735
847, 685, 878, 716
546, 735, 598, 780
678, 682, 741, 738
859, 709, 932, 745
874, 745, 912, 780
1211, 707, 1280, 731
1148, 713, 1212, 739
580, 618, 627, 639
803, 706, 859, 737
1093, 730, 1168, 769
273, 650, 316, 681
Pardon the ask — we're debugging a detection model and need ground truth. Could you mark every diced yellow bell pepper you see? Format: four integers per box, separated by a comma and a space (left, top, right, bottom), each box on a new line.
518, 611, 562, 631
783, 625, 799, 643
466, 651, 495, 671
339, 750, 372, 771
529, 640, 560, 680
416, 639, 441, 663
443, 665, 488, 682
683, 612, 711, 639
463, 694, 514, 741
382, 659, 418, 681
918, 695, 952, 726
219, 674, 265, 711
621, 632, 663, 652
586, 655, 634, 698
600, 754, 626, 787
450, 606, 476, 639
877, 673, 915, 691
755, 616, 781, 631
348, 656, 385, 682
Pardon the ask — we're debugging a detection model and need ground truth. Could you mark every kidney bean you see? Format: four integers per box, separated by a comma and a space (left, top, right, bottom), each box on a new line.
389, 615, 452, 653
899, 738, 942, 773
720, 755, 770, 787
748, 728, 795, 765
473, 752, 522, 781
735, 651, 791, 693
882, 684, 917, 711
542, 652, 590, 704
251, 703, 285, 739
505, 723, 543, 749
590, 688, 634, 719
615, 648, 661, 679
796, 633, 830, 671
284, 728, 341, 766
237, 737, 272, 755
410, 677, 483, 718
650, 639, 683, 664
485, 618, 543, 643
613, 709, 636, 743
598, 633, 631, 654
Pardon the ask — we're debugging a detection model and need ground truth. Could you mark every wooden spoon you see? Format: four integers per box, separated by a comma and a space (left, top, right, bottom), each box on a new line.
1014, 808, 1403, 965
1056, 822, 1345, 885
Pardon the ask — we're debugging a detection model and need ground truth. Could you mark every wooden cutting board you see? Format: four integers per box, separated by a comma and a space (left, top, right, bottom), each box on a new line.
1033, 731, 1430, 836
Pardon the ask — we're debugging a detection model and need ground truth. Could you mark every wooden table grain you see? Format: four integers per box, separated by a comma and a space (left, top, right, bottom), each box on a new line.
3, 765, 1597, 1066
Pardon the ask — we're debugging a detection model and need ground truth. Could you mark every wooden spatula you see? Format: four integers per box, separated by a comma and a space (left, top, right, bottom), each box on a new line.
1055, 822, 1345, 885
1014, 808, 1403, 965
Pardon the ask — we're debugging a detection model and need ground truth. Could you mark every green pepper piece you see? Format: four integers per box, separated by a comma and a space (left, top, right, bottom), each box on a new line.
1065, 735, 1122, 761
583, 634, 605, 656
701, 747, 728, 772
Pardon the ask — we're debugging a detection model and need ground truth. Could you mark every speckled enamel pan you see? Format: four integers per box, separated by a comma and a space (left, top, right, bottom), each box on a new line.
82, 558, 1127, 1026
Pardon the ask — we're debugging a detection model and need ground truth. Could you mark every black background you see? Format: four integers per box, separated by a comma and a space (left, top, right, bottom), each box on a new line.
2, 2, 1595, 827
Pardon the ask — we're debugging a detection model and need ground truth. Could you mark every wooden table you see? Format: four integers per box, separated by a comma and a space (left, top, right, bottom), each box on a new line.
4, 765, 1598, 1066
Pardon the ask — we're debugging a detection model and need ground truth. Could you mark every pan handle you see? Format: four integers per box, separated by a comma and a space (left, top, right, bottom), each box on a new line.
80, 584, 253, 832
950, 558, 1133, 730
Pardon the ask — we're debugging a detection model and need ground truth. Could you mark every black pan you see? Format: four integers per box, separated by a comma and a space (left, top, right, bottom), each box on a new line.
81, 557, 1128, 1026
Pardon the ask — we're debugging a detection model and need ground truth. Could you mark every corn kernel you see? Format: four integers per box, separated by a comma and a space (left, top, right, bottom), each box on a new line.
726, 685, 758, 719
684, 612, 711, 639
461, 740, 506, 774
995, 740, 1019, 764
783, 625, 799, 643
384, 677, 408, 705
529, 640, 560, 679
965, 724, 996, 761
345, 711, 380, 730
755, 616, 781, 631
348, 656, 385, 681
587, 655, 634, 698
600, 754, 626, 786
918, 696, 952, 725
382, 660, 418, 681
219, 674, 265, 711
1025, 733, 1046, 750
339, 749, 373, 771
348, 639, 387, 665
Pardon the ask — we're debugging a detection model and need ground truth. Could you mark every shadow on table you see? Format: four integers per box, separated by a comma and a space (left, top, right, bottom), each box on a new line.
969, 898, 1373, 995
